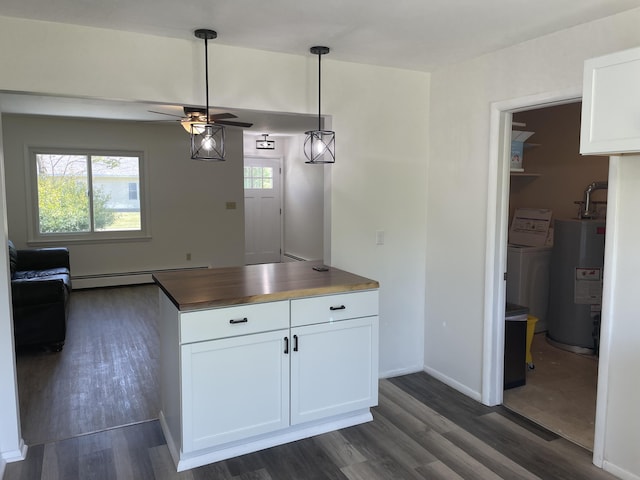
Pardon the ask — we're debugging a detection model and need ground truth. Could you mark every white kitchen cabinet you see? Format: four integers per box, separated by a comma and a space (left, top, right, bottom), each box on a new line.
290, 315, 378, 425
181, 329, 290, 453
581, 46, 640, 155
155, 263, 379, 472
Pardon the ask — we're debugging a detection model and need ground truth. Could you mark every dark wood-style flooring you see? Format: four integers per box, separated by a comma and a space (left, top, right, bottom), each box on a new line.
15, 285, 160, 445
4, 286, 617, 480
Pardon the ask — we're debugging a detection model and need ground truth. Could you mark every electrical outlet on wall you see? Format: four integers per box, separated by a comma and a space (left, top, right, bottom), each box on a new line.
186, 253, 192, 261
376, 230, 385, 245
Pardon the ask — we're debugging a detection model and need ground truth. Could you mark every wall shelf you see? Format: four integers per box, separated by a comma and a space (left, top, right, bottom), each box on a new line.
510, 172, 541, 178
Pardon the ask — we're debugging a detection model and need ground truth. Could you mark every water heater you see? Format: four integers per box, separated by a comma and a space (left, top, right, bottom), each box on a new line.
547, 219, 606, 354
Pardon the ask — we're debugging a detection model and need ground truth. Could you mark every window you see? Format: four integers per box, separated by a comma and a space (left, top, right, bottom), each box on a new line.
128, 182, 138, 201
244, 166, 273, 189
29, 149, 148, 241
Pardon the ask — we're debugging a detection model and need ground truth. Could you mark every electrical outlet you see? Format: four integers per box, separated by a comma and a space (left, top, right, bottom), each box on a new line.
226, 201, 237, 210
376, 230, 385, 245
186, 253, 191, 261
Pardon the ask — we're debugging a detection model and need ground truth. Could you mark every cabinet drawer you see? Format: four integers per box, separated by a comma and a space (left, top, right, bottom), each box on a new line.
291, 290, 378, 327
181, 301, 289, 344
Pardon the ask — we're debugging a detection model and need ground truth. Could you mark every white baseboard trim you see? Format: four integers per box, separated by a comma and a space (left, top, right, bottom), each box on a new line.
602, 461, 640, 480
1, 439, 28, 465
161, 409, 372, 472
423, 366, 482, 402
159, 411, 180, 469
379, 365, 424, 379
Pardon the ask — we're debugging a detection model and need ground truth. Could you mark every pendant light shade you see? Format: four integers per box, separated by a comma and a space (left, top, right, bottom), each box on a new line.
191, 28, 225, 161
304, 46, 335, 164
191, 123, 225, 160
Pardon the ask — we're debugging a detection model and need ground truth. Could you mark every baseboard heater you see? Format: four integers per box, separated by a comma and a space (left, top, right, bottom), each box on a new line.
71, 266, 207, 290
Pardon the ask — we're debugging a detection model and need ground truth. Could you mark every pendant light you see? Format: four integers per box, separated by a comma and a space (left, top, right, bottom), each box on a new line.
304, 46, 335, 164
190, 29, 225, 161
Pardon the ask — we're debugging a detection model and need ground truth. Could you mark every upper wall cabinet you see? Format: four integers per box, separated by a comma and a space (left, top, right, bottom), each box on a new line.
581, 46, 640, 155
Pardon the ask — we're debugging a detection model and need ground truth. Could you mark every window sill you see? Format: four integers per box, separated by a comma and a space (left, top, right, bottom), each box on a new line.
27, 234, 152, 247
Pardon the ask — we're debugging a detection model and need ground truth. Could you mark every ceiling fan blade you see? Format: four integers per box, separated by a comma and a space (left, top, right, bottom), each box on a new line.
209, 112, 238, 121
148, 110, 183, 118
216, 120, 254, 128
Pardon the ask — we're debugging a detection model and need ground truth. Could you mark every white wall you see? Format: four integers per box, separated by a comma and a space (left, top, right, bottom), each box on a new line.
0, 14, 430, 461
598, 155, 640, 479
3, 114, 245, 276
0, 116, 25, 470
282, 135, 324, 261
427, 7, 640, 478
325, 60, 430, 376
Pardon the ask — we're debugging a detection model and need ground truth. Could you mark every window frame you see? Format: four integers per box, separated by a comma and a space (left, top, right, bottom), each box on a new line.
26, 147, 150, 244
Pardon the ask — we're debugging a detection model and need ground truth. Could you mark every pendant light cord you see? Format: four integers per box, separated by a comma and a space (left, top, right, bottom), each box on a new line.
204, 37, 210, 123
317, 52, 322, 131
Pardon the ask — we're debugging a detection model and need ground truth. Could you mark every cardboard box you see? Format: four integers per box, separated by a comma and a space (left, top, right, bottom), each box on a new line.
511, 131, 534, 172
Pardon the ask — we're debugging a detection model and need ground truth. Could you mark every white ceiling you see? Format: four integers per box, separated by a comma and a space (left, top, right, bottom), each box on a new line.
1, 0, 639, 72
1, 0, 639, 132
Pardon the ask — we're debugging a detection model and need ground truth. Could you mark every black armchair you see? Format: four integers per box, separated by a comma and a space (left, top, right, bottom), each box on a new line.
8, 240, 71, 351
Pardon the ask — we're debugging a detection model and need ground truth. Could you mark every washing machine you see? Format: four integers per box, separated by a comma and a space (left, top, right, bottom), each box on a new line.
506, 244, 552, 333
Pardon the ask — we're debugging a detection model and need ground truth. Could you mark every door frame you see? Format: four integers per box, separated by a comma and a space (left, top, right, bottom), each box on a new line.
243, 154, 284, 264
482, 86, 607, 465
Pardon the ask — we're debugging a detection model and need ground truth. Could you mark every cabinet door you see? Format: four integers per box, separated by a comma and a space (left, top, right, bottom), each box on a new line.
581, 46, 640, 155
290, 316, 378, 425
181, 330, 289, 453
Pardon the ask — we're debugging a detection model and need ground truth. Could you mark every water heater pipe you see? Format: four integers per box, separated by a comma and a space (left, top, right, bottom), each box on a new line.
580, 181, 608, 219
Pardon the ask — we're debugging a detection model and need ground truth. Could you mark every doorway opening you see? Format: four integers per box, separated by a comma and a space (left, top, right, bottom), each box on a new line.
244, 155, 283, 265
501, 102, 609, 451
482, 88, 611, 467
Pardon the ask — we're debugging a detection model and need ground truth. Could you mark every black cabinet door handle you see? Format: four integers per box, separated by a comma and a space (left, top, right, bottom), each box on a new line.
293, 334, 299, 352
284, 336, 289, 354
229, 317, 248, 324
330, 305, 346, 311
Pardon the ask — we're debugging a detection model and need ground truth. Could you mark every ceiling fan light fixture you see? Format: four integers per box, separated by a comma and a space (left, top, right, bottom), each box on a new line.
190, 28, 226, 162
182, 120, 205, 134
256, 133, 275, 150
305, 46, 335, 164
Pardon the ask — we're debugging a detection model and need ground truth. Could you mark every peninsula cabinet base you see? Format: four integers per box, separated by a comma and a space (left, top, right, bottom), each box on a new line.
160, 408, 373, 472
153, 262, 380, 473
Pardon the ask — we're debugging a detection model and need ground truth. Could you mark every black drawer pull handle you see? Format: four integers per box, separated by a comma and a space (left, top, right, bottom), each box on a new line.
293, 334, 299, 352
330, 305, 346, 311
229, 317, 248, 324
284, 336, 289, 354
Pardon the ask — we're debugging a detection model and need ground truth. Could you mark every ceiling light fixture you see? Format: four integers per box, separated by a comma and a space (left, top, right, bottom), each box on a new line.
304, 46, 335, 164
256, 134, 275, 150
190, 29, 225, 161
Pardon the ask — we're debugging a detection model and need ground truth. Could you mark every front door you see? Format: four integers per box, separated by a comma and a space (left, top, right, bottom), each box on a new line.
244, 156, 282, 264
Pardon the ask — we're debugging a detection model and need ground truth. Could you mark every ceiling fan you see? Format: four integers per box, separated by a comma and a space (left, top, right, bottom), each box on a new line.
148, 106, 253, 131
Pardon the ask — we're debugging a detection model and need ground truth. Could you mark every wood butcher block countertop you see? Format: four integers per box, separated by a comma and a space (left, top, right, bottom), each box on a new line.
153, 261, 379, 311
